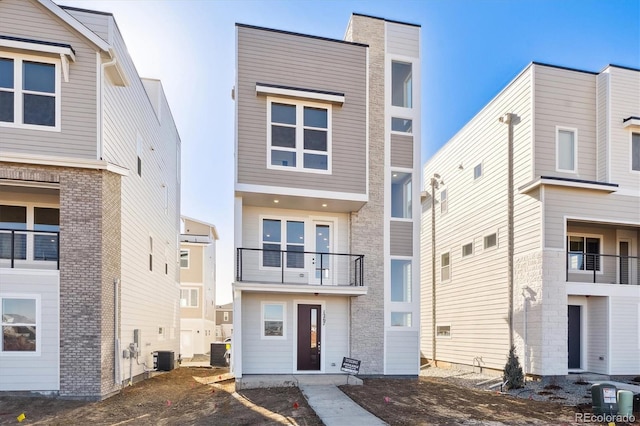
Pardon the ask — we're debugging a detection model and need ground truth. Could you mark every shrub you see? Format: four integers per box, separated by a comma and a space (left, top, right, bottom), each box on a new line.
503, 345, 524, 390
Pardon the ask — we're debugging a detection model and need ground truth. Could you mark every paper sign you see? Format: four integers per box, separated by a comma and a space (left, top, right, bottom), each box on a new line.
602, 387, 616, 404
341, 357, 361, 374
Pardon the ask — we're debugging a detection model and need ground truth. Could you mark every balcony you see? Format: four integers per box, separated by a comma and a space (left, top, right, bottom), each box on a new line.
236, 247, 364, 287
566, 252, 638, 285
0, 229, 60, 270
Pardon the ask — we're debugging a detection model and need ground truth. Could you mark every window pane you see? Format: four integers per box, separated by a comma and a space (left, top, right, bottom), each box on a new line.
263, 243, 281, 267
303, 153, 327, 170
271, 150, 296, 167
34, 207, 59, 230
391, 117, 412, 133
34, 234, 58, 261
303, 107, 327, 128
23, 62, 55, 93
286, 221, 304, 244
632, 133, 640, 171
474, 164, 482, 179
264, 304, 283, 321
437, 326, 451, 337
271, 103, 295, 125
0, 205, 26, 227
391, 312, 411, 327
23, 93, 55, 126
272, 125, 296, 148
440, 189, 448, 214
0, 58, 14, 88
392, 61, 412, 108
558, 130, 575, 170
391, 172, 412, 218
190, 289, 198, 307
484, 233, 497, 248
304, 129, 327, 151
3, 326, 36, 351
263, 219, 281, 242
2, 298, 36, 323
286, 245, 304, 268
391, 259, 411, 302
462, 243, 473, 257
180, 250, 189, 267
0, 92, 14, 122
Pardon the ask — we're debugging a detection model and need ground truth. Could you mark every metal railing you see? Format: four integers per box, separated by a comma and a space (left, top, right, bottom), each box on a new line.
236, 247, 364, 286
0, 228, 60, 270
566, 251, 638, 285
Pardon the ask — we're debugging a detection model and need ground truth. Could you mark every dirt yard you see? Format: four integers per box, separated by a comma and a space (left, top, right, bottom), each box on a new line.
0, 367, 631, 425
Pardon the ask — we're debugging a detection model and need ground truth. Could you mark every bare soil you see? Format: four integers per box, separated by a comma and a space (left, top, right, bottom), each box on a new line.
0, 368, 636, 425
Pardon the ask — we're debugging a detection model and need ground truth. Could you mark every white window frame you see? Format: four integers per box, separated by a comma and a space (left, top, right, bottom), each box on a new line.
261, 302, 286, 340
631, 132, 640, 173
484, 232, 498, 250
473, 162, 483, 180
259, 217, 306, 271
266, 96, 332, 174
0, 52, 61, 132
556, 126, 578, 173
0, 294, 41, 356
436, 324, 451, 338
390, 312, 412, 327
391, 170, 413, 220
440, 252, 451, 283
180, 288, 198, 308
567, 233, 603, 275
462, 242, 473, 258
390, 258, 412, 302
391, 60, 413, 109
180, 249, 190, 269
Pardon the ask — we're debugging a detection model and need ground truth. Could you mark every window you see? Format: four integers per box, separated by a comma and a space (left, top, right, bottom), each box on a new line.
136, 134, 143, 177
391, 61, 412, 108
261, 219, 305, 269
34, 207, 59, 261
391, 259, 411, 302
484, 233, 497, 249
568, 235, 601, 271
436, 325, 451, 338
440, 189, 448, 214
158, 326, 165, 340
180, 288, 198, 307
440, 252, 450, 282
0, 205, 26, 260
462, 242, 473, 257
391, 172, 412, 218
223, 311, 229, 322
474, 163, 483, 180
149, 236, 153, 272
0, 55, 59, 129
632, 133, 640, 171
262, 303, 285, 338
557, 128, 577, 172
1, 297, 38, 352
268, 99, 330, 172
180, 249, 189, 268
391, 117, 412, 133
391, 312, 412, 327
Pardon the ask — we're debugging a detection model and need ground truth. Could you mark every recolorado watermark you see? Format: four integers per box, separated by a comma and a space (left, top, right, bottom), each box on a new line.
575, 413, 636, 423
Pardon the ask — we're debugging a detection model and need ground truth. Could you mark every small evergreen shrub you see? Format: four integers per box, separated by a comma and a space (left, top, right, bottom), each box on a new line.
503, 345, 524, 390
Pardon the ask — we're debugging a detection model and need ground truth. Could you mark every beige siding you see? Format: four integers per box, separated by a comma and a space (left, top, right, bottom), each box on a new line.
181, 245, 203, 283
62, 7, 110, 42
390, 134, 413, 168
534, 66, 597, 180
390, 221, 413, 256
0, 0, 98, 159
420, 67, 533, 368
236, 26, 367, 195
515, 187, 542, 254
386, 22, 420, 57
586, 297, 608, 374
596, 73, 609, 181
606, 67, 640, 190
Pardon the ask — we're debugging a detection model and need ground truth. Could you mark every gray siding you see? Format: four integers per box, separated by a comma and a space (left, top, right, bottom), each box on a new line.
236, 26, 367, 195
62, 7, 110, 42
534, 66, 597, 181
386, 22, 419, 58
385, 331, 419, 374
390, 221, 413, 256
596, 73, 609, 181
586, 297, 608, 374
390, 134, 413, 168
609, 296, 640, 374
0, 0, 98, 159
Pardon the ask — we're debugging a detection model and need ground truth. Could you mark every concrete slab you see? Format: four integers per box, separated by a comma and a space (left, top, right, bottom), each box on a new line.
235, 374, 362, 390
299, 384, 387, 426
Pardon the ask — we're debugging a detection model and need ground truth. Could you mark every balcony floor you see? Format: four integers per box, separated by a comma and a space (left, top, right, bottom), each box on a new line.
233, 280, 368, 297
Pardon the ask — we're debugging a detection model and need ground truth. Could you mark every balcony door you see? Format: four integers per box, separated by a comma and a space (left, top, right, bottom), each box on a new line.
310, 222, 332, 285
617, 230, 637, 285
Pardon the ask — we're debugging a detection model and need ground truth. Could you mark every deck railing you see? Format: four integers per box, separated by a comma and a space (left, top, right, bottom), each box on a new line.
236, 247, 364, 286
566, 251, 638, 285
0, 228, 60, 270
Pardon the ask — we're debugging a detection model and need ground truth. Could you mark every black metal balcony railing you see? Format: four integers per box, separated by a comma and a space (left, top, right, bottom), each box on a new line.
0, 229, 60, 270
236, 247, 364, 286
566, 251, 639, 285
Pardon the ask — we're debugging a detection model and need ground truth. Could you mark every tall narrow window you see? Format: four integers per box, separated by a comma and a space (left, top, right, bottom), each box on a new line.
391, 259, 411, 302
0, 58, 15, 123
149, 236, 153, 271
391, 172, 412, 218
557, 128, 576, 172
392, 61, 412, 108
440, 252, 450, 282
440, 189, 448, 214
262, 219, 282, 267
474, 163, 483, 180
136, 134, 143, 177
632, 133, 640, 171
286, 221, 304, 268
180, 249, 189, 268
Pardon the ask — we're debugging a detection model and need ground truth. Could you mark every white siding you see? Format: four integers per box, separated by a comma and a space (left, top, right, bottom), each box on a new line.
586, 297, 608, 374
385, 22, 420, 58
596, 73, 609, 181
385, 331, 419, 374
0, 270, 59, 391
609, 296, 640, 374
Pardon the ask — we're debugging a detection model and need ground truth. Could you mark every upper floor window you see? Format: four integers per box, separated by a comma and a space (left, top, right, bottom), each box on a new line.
440, 252, 450, 282
180, 288, 198, 308
180, 249, 189, 268
0, 55, 60, 130
267, 98, 331, 173
223, 311, 229, 322
632, 132, 640, 172
440, 189, 448, 215
474, 163, 483, 180
391, 61, 412, 108
462, 242, 473, 258
556, 127, 577, 173
391, 117, 412, 133
391, 172, 412, 219
261, 219, 304, 269
391, 259, 412, 302
568, 235, 600, 272
484, 233, 497, 249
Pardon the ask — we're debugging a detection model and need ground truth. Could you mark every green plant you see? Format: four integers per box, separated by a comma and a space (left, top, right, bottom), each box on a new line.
503, 345, 524, 390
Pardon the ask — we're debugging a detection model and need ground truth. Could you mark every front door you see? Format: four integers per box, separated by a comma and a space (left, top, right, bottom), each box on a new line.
310, 222, 332, 285
567, 305, 581, 369
297, 304, 321, 371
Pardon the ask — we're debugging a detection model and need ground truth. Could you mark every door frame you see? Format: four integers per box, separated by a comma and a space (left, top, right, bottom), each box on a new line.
567, 296, 588, 372
309, 219, 336, 285
293, 299, 326, 373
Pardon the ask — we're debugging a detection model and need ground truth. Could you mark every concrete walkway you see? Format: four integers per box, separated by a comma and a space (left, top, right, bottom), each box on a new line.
299, 384, 388, 426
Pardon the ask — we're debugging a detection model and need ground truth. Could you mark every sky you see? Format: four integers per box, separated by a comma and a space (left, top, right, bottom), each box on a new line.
59, 0, 640, 304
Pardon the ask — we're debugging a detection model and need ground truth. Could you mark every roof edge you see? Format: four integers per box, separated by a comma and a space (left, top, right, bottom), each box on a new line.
235, 23, 368, 48
351, 12, 420, 28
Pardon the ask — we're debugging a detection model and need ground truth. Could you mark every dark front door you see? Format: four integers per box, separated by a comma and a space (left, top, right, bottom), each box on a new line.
568, 305, 581, 369
297, 304, 321, 371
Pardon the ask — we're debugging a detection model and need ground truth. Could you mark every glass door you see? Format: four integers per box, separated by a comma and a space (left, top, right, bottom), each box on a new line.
310, 222, 332, 285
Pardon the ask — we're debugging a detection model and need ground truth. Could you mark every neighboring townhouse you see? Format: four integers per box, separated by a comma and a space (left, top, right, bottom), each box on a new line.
179, 216, 218, 358
215, 302, 233, 341
232, 14, 422, 384
420, 62, 640, 377
0, 1, 181, 399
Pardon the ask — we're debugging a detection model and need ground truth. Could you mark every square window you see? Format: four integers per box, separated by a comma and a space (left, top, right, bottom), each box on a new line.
391, 172, 412, 218
436, 325, 451, 337
462, 243, 473, 257
557, 128, 576, 172
568, 235, 600, 271
484, 233, 497, 249
391, 259, 411, 302
262, 303, 285, 338
392, 61, 412, 108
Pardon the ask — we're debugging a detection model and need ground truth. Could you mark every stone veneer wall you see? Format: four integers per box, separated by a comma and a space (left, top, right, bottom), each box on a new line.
345, 16, 386, 374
